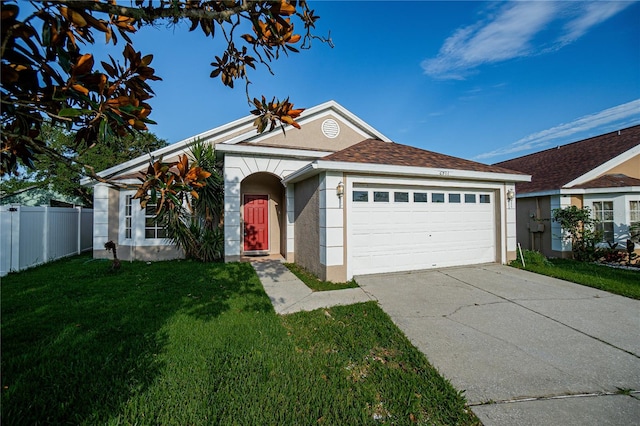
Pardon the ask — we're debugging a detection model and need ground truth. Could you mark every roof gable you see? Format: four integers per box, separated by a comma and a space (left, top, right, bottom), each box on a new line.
494, 125, 640, 194
86, 101, 389, 182
322, 139, 526, 175
572, 174, 640, 189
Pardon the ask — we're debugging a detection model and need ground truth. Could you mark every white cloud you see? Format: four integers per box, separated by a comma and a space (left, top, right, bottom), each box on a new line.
474, 99, 640, 160
422, 1, 634, 79
559, 1, 632, 46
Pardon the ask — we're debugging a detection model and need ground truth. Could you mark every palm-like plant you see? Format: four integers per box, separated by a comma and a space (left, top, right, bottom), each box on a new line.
159, 140, 224, 262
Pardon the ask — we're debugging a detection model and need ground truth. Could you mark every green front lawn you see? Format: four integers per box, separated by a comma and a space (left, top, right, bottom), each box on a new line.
512, 257, 640, 299
1, 255, 477, 425
284, 262, 359, 291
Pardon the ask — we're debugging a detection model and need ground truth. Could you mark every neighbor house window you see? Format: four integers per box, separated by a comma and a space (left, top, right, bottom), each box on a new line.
465, 194, 476, 203
144, 203, 167, 239
432, 193, 445, 203
374, 191, 389, 202
593, 201, 614, 242
124, 195, 133, 239
629, 200, 639, 235
353, 191, 368, 202
479, 194, 490, 204
394, 192, 409, 202
449, 193, 461, 203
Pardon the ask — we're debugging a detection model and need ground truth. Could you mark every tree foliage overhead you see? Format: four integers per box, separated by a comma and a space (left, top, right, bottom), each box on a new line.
1, 0, 329, 210
1, 123, 167, 206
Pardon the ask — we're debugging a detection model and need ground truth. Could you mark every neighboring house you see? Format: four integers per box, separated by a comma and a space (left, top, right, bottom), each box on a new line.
495, 125, 640, 258
85, 101, 529, 281
0, 184, 89, 208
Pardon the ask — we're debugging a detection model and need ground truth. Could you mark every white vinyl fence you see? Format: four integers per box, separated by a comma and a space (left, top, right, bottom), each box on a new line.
0, 206, 93, 276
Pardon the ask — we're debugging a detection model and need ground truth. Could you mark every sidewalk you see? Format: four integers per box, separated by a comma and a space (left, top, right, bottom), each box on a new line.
251, 260, 374, 314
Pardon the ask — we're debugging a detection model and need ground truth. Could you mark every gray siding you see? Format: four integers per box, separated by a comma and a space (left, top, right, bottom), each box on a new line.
517, 196, 554, 257
294, 175, 321, 277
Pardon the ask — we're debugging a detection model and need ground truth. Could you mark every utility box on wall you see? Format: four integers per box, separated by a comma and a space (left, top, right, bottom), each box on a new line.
529, 221, 545, 233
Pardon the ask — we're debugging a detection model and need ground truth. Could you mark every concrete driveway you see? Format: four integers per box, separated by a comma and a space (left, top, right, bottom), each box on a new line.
356, 264, 640, 425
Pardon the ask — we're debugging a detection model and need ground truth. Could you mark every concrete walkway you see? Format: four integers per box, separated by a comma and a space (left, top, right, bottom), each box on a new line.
251, 260, 373, 314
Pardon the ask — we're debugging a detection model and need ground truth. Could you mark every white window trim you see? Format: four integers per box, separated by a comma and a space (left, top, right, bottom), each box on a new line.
119, 191, 171, 247
582, 193, 640, 246
628, 198, 640, 240
348, 187, 493, 205
592, 200, 615, 243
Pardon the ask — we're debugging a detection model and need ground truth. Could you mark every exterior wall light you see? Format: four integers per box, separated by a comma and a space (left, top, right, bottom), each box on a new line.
507, 188, 515, 201
336, 181, 344, 199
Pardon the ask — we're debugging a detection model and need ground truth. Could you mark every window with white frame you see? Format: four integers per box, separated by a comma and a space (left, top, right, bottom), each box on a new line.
144, 203, 166, 239
120, 192, 167, 243
124, 195, 133, 239
353, 191, 368, 202
593, 201, 614, 242
630, 200, 640, 238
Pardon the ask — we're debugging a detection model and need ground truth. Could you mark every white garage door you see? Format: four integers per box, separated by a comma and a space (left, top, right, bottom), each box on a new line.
349, 186, 496, 276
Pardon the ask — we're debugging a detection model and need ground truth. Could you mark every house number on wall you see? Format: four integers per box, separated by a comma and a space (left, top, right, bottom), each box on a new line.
439, 171, 450, 176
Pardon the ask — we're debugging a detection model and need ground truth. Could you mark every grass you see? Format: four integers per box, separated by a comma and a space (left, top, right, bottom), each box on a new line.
1, 254, 478, 425
284, 262, 359, 291
511, 255, 640, 299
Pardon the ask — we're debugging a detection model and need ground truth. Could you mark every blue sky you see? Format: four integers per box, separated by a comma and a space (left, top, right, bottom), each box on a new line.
107, 1, 639, 163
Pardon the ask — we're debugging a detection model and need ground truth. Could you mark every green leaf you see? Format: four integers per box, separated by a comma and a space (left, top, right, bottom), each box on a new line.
98, 118, 108, 143
58, 108, 87, 117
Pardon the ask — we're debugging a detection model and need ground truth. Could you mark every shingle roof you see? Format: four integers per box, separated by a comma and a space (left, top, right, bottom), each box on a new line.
572, 174, 640, 189
322, 139, 525, 175
494, 125, 640, 194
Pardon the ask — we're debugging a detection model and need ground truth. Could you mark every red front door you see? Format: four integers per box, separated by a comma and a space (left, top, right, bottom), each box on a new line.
244, 194, 269, 252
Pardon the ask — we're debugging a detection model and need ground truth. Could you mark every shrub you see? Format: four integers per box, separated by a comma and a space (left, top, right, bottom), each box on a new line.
626, 239, 638, 265
599, 241, 625, 263
511, 250, 551, 267
552, 206, 602, 262
160, 140, 225, 262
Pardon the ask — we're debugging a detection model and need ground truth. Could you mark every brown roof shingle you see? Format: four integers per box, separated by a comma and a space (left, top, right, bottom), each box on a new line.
322, 139, 525, 175
494, 125, 640, 194
572, 174, 640, 189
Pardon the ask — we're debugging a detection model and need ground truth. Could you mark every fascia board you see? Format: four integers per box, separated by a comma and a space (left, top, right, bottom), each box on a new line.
81, 177, 140, 187
86, 116, 258, 182
282, 163, 318, 184
517, 186, 640, 198
227, 100, 392, 146
216, 143, 332, 159
88, 100, 388, 181
284, 160, 531, 184
575, 186, 640, 194
515, 190, 561, 198
114, 179, 140, 185
564, 145, 640, 188
80, 176, 95, 186
151, 114, 255, 156
319, 101, 392, 142
89, 145, 191, 181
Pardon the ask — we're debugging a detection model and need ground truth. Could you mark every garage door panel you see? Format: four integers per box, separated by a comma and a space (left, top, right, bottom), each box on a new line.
350, 187, 497, 276
465, 229, 494, 242
370, 234, 394, 247
393, 211, 414, 223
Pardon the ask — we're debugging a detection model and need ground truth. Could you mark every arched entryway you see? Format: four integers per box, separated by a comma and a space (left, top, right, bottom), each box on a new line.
241, 173, 286, 257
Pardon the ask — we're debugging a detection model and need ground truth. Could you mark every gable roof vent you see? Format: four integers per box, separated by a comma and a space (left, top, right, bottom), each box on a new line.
321, 119, 340, 139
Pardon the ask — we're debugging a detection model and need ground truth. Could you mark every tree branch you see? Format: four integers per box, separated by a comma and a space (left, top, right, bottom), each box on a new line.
47, 0, 254, 24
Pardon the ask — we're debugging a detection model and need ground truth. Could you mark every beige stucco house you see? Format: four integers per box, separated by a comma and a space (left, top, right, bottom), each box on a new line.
86, 101, 530, 281
495, 125, 640, 258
